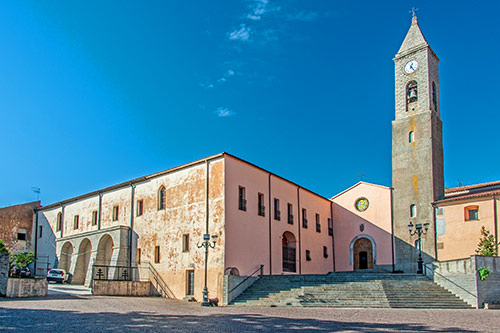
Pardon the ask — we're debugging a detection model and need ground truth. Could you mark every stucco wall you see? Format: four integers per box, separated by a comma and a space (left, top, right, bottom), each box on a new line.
224, 155, 333, 276
332, 182, 393, 272
436, 197, 498, 261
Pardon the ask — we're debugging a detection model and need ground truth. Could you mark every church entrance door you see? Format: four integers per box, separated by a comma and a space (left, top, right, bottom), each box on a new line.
353, 238, 373, 270
282, 232, 297, 273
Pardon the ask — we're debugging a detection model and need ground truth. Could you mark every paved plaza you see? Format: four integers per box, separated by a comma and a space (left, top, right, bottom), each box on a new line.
1, 287, 499, 333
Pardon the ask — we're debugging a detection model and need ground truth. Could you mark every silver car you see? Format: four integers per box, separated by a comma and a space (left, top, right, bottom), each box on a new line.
47, 269, 70, 283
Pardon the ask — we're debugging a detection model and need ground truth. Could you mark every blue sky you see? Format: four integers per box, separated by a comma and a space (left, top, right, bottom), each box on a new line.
1, 0, 499, 207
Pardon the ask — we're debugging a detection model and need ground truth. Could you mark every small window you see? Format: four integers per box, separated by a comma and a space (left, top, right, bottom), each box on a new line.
274, 198, 280, 220
315, 214, 321, 233
158, 186, 166, 210
328, 218, 333, 236
406, 80, 418, 109
258, 193, 265, 216
56, 212, 62, 232
302, 209, 308, 228
465, 206, 479, 221
154, 246, 160, 263
39, 226, 43, 238
17, 232, 26, 241
436, 207, 444, 216
323, 246, 328, 258
136, 248, 141, 265
182, 234, 190, 252
92, 210, 98, 225
186, 270, 195, 296
112, 206, 119, 221
238, 186, 247, 211
437, 242, 444, 250
409, 131, 415, 143
306, 250, 311, 261
432, 81, 437, 111
287, 203, 294, 225
137, 200, 144, 217
73, 215, 79, 229
410, 204, 417, 218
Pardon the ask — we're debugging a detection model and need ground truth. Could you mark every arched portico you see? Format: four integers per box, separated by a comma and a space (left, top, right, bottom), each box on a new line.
96, 234, 114, 266
59, 241, 73, 272
349, 235, 377, 270
73, 238, 92, 284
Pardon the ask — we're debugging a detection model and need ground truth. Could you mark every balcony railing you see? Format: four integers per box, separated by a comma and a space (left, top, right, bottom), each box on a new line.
288, 215, 293, 225
258, 205, 265, 216
239, 199, 247, 211
274, 210, 281, 220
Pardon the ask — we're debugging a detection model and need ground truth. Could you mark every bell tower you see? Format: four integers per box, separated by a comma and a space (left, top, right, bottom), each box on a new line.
392, 14, 444, 272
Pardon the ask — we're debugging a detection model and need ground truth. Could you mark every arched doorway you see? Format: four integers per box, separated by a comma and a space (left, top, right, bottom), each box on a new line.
73, 238, 92, 284
353, 237, 374, 270
282, 232, 297, 273
96, 234, 114, 266
59, 242, 73, 272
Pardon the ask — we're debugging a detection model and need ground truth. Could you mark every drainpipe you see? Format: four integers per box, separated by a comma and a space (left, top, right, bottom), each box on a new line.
129, 183, 135, 267
297, 187, 301, 274
390, 188, 395, 272
494, 195, 498, 251
330, 201, 336, 272
205, 160, 210, 235
98, 193, 102, 230
433, 204, 438, 262
60, 204, 65, 238
268, 173, 272, 275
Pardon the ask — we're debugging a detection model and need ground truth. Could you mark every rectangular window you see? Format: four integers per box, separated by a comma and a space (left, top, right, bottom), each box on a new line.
258, 193, 265, 216
465, 206, 479, 221
56, 213, 62, 232
112, 206, 119, 221
73, 215, 79, 229
137, 200, 144, 217
238, 186, 247, 211
287, 203, 293, 224
274, 198, 280, 220
306, 250, 311, 261
39, 226, 43, 238
154, 246, 160, 263
302, 208, 308, 228
328, 218, 333, 236
92, 210, 98, 226
323, 246, 328, 258
186, 270, 195, 296
436, 207, 444, 216
182, 234, 190, 252
136, 248, 141, 265
315, 213, 321, 233
17, 232, 26, 241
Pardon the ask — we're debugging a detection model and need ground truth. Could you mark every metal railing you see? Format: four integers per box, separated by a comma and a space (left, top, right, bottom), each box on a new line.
423, 263, 477, 299
93, 265, 139, 281
228, 264, 264, 296
149, 262, 174, 298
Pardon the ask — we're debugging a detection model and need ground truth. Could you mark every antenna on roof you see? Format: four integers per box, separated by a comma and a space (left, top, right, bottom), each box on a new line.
457, 179, 463, 187
31, 187, 40, 201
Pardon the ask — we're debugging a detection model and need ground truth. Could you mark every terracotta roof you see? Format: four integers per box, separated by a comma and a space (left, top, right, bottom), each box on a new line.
445, 180, 500, 194
436, 181, 500, 204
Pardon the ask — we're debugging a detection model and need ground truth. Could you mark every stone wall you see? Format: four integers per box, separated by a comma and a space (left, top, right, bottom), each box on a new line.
0, 201, 40, 253
222, 274, 259, 305
0, 252, 8, 296
93, 280, 154, 296
6, 278, 47, 298
426, 255, 500, 308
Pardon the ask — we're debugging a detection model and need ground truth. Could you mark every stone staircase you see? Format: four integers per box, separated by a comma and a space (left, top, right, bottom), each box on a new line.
230, 272, 472, 308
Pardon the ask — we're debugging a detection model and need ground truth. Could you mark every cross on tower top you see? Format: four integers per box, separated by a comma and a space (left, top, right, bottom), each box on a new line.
410, 7, 418, 18
359, 173, 365, 181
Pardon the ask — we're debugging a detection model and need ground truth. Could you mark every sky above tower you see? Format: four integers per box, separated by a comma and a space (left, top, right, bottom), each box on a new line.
0, 1, 498, 207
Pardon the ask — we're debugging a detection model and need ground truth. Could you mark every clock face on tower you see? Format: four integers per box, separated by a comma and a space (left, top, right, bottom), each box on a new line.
404, 60, 418, 74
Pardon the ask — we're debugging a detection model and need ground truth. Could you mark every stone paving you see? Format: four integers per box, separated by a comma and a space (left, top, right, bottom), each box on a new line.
0, 293, 499, 332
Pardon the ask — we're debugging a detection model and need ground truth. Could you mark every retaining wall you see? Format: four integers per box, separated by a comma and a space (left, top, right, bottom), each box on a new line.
6, 278, 48, 297
0, 253, 8, 296
93, 280, 155, 296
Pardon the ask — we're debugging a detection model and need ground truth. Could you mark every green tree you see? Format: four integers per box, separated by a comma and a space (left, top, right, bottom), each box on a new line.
476, 226, 499, 256
0, 239, 8, 253
13, 251, 36, 270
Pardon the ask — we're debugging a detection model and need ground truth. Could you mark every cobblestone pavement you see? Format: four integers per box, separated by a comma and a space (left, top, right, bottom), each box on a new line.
1, 295, 499, 332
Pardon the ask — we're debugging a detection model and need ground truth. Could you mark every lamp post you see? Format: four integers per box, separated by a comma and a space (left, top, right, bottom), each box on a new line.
408, 221, 429, 274
197, 233, 217, 306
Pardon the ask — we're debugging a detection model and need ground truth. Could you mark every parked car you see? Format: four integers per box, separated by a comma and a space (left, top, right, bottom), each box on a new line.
20, 266, 31, 278
10, 266, 21, 277
47, 269, 70, 283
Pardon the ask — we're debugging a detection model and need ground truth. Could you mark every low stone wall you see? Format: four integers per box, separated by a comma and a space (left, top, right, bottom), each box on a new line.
0, 253, 8, 296
6, 278, 48, 298
222, 275, 259, 305
93, 280, 154, 296
426, 255, 500, 308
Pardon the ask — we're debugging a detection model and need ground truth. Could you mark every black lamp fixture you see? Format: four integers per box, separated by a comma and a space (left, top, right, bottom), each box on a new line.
197, 233, 218, 306
408, 221, 429, 274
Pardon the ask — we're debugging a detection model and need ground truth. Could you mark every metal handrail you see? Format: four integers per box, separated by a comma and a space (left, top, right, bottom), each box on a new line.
423, 263, 477, 299
228, 264, 264, 295
149, 262, 174, 298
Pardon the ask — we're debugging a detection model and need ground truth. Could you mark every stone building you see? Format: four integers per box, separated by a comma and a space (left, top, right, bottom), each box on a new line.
0, 201, 41, 253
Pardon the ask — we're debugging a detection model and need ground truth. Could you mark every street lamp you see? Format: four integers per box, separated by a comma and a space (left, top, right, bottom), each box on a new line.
408, 221, 429, 274
197, 233, 217, 306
